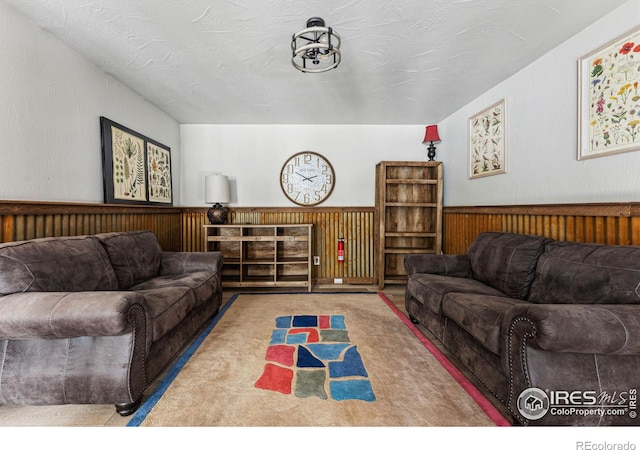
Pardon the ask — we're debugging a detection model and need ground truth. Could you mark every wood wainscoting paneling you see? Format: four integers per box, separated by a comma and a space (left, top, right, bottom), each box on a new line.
444, 203, 640, 254
4, 201, 640, 286
0, 201, 181, 251
182, 207, 375, 284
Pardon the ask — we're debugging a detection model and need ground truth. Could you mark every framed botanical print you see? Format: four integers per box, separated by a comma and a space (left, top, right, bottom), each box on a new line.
468, 99, 507, 179
578, 25, 640, 160
147, 142, 173, 204
100, 117, 173, 205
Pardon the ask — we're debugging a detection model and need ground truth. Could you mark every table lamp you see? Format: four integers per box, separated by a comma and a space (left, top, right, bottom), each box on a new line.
205, 174, 230, 224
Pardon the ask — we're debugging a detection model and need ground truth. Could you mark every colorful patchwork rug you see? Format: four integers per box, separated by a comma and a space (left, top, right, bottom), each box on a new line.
128, 292, 510, 427
254, 313, 376, 402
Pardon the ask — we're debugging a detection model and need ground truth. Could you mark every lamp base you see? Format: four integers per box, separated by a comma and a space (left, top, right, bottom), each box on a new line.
427, 143, 437, 161
207, 204, 228, 224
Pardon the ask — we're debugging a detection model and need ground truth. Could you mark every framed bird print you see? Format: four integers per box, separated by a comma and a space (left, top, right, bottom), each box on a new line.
468, 99, 507, 179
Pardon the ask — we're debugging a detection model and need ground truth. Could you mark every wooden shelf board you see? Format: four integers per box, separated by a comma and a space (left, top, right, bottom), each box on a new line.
221, 280, 309, 287
208, 236, 308, 242
221, 276, 241, 283
384, 248, 437, 254
385, 203, 439, 207
241, 259, 275, 264
276, 258, 309, 264
275, 275, 310, 283
385, 179, 438, 184
384, 232, 437, 237
221, 258, 241, 264
240, 276, 276, 282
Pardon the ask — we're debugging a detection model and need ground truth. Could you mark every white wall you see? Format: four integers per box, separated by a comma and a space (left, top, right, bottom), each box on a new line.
437, 0, 640, 206
5, 0, 637, 209
181, 1, 640, 209
0, 2, 180, 204
180, 124, 427, 207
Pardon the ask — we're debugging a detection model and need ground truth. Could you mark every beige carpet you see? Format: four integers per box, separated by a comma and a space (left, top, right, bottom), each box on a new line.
129, 292, 509, 427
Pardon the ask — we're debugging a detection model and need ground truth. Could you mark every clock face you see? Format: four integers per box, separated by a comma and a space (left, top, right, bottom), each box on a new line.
280, 151, 335, 206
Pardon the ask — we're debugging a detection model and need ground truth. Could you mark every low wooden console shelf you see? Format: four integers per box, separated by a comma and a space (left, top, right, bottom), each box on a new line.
203, 224, 312, 291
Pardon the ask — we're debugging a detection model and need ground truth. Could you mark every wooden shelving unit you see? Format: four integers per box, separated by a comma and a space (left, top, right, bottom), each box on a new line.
375, 161, 443, 288
203, 224, 312, 291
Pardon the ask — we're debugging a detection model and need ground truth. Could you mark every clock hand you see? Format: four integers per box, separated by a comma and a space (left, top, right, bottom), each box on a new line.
295, 171, 317, 182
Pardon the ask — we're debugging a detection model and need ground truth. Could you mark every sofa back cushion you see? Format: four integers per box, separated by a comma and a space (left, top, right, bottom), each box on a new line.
529, 241, 640, 304
468, 232, 552, 299
0, 235, 119, 294
97, 230, 162, 289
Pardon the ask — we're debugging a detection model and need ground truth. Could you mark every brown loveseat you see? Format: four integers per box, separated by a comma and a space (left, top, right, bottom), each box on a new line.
0, 230, 222, 415
405, 231, 640, 426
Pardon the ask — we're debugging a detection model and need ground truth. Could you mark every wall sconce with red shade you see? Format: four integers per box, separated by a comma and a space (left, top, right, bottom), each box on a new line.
422, 125, 441, 161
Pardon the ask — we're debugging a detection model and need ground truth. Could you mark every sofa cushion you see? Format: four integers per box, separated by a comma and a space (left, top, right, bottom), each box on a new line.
468, 232, 552, 299
529, 241, 640, 304
0, 236, 119, 294
442, 293, 526, 355
135, 286, 196, 343
131, 271, 220, 308
407, 273, 507, 316
97, 231, 162, 290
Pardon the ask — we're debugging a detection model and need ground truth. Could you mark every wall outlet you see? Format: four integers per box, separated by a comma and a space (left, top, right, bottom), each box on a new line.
313, 256, 320, 265
334, 278, 343, 284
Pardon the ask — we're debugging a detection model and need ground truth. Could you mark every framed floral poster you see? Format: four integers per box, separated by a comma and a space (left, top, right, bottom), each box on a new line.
468, 99, 507, 179
100, 117, 173, 205
578, 26, 640, 160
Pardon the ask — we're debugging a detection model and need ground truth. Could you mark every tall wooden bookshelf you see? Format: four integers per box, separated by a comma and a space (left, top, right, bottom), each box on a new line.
375, 161, 443, 288
203, 224, 312, 291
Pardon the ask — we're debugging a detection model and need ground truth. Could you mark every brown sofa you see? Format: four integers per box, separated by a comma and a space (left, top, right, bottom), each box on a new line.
405, 231, 640, 426
0, 230, 222, 415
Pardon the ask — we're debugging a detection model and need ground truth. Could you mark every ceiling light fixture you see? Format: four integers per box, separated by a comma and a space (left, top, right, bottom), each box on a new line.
291, 17, 341, 73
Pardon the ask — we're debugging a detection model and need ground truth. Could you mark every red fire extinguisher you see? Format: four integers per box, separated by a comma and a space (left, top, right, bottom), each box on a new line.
337, 238, 345, 263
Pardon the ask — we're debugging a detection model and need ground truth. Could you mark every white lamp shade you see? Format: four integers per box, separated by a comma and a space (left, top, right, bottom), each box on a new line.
205, 174, 230, 204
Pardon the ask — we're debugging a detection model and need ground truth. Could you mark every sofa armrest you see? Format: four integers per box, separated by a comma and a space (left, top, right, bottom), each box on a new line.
0, 291, 148, 340
503, 303, 640, 356
160, 251, 223, 276
404, 254, 472, 277
502, 303, 640, 425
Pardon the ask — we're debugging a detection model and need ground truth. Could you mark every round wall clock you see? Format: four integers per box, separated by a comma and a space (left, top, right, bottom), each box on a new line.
280, 151, 335, 206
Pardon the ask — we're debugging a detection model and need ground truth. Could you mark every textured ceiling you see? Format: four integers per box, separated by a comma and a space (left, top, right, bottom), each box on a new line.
3, 0, 629, 124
